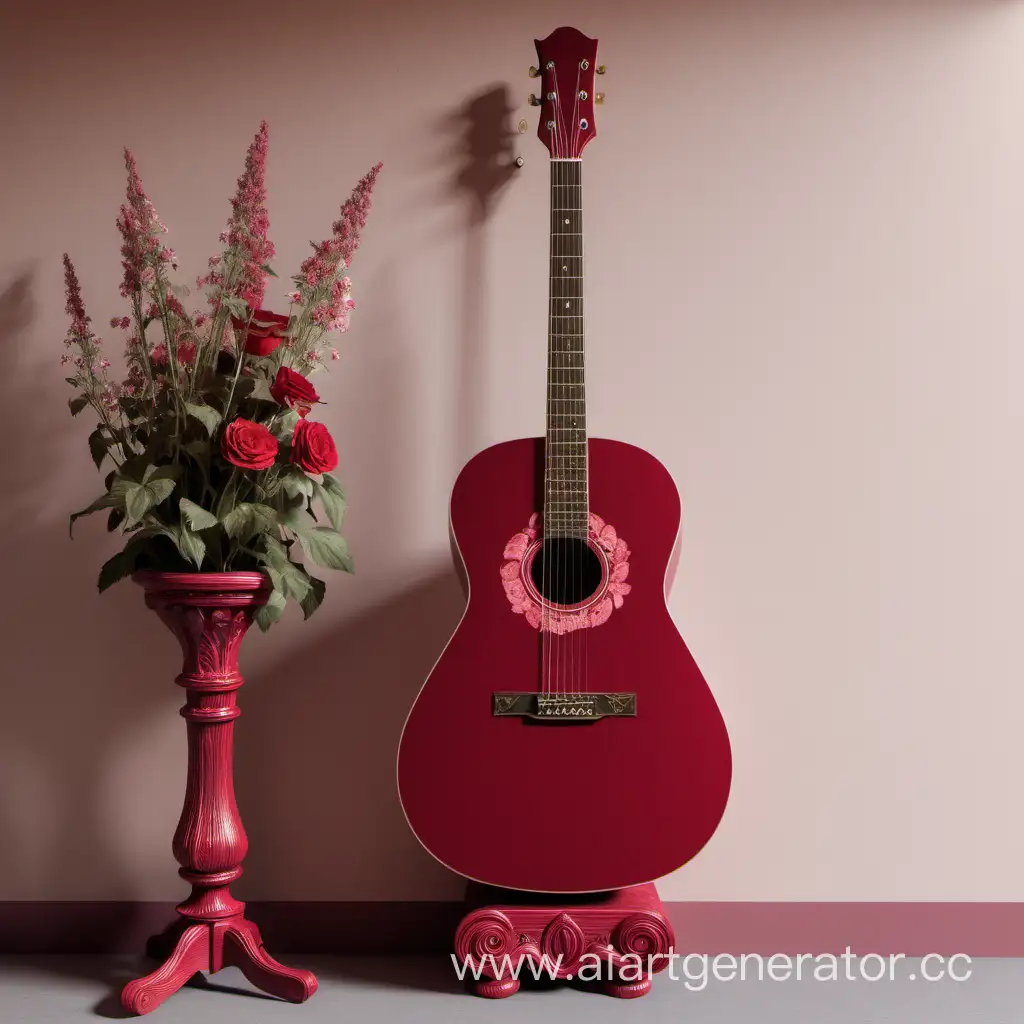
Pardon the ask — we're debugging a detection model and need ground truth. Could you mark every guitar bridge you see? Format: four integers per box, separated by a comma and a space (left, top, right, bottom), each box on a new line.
492, 692, 636, 721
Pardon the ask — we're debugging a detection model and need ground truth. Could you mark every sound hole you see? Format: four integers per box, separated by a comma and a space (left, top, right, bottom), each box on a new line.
530, 538, 603, 607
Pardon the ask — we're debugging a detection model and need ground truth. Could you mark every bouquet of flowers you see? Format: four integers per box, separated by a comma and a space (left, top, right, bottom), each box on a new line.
61, 122, 381, 629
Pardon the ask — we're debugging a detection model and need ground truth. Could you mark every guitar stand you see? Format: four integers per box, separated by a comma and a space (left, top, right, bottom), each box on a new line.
454, 881, 675, 999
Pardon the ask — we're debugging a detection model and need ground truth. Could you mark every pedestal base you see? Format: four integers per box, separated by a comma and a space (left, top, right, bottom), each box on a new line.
121, 915, 317, 1015
454, 882, 675, 999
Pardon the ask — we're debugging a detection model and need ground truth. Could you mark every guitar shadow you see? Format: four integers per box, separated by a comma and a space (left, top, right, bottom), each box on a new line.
444, 84, 520, 464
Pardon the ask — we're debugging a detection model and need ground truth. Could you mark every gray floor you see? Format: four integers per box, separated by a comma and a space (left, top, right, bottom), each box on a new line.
0, 955, 1019, 1023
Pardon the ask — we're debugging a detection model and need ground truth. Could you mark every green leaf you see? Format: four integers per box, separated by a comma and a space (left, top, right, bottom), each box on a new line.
249, 378, 275, 403
254, 589, 287, 632
271, 409, 300, 441
260, 263, 279, 278
175, 525, 206, 568
110, 475, 139, 499
185, 402, 222, 437
220, 294, 249, 319
281, 465, 314, 500
122, 476, 176, 529
88, 427, 111, 469
179, 498, 219, 531
107, 508, 124, 532
278, 561, 311, 603
146, 464, 179, 484
299, 574, 326, 619
220, 503, 252, 540
146, 477, 176, 504
297, 527, 353, 573
97, 546, 141, 593
124, 484, 150, 527
222, 502, 277, 542
69, 395, 89, 417
261, 532, 292, 568
315, 475, 347, 532
70, 492, 121, 537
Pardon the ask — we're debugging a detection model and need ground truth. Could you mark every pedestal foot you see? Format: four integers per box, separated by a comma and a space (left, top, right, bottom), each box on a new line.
604, 976, 652, 999
121, 923, 208, 1015
222, 919, 319, 1003
474, 977, 521, 998
121, 917, 317, 1016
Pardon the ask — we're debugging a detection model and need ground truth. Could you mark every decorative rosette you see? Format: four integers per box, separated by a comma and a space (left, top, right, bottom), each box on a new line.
501, 512, 631, 632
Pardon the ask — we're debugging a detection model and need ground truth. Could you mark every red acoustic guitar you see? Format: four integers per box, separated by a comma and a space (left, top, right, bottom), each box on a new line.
398, 27, 731, 894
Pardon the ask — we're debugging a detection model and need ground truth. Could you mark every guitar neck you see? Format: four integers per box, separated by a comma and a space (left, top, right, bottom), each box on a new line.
545, 157, 588, 538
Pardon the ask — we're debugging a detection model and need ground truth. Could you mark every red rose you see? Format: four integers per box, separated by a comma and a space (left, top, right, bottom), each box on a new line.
270, 366, 320, 417
232, 309, 290, 357
221, 418, 279, 471
290, 419, 338, 474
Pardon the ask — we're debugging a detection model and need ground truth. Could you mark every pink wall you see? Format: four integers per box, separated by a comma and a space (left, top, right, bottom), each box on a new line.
3, 0, 1024, 903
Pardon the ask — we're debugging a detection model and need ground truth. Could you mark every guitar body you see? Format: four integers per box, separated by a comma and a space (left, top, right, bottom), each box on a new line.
397, 436, 732, 893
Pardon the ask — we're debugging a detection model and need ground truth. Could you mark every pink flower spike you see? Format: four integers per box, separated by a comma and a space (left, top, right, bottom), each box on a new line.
330, 348, 340, 360
286, 290, 302, 303
62, 254, 88, 337
330, 162, 382, 267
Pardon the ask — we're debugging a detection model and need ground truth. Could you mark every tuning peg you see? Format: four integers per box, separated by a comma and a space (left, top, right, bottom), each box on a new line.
595, 92, 605, 104
529, 66, 541, 78
528, 94, 542, 106
596, 65, 607, 75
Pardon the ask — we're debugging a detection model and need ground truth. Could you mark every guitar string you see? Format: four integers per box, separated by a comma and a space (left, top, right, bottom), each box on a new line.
556, 150, 567, 698
554, 104, 566, 698
543, 85, 561, 698
543, 150, 551, 697
579, 118, 591, 698
571, 65, 583, 698
552, 70, 568, 699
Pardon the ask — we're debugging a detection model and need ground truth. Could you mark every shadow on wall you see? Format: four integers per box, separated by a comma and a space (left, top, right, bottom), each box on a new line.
236, 256, 466, 900
447, 84, 519, 464
236, 86, 521, 901
0, 270, 174, 912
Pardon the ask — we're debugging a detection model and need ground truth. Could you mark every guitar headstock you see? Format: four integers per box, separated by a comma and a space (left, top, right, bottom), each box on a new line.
530, 27, 602, 159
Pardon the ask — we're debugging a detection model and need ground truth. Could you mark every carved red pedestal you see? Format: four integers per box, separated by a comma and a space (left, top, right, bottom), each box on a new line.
455, 882, 675, 999
120, 571, 317, 1016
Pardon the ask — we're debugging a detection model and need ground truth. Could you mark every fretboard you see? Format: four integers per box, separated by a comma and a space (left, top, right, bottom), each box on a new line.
545, 159, 588, 538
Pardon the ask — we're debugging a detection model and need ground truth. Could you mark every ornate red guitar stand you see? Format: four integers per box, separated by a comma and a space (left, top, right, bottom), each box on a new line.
455, 882, 675, 999
120, 572, 318, 1016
